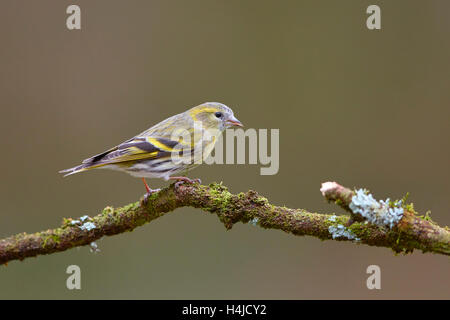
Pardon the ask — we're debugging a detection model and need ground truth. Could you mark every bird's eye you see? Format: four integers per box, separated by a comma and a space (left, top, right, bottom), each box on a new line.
214, 112, 223, 118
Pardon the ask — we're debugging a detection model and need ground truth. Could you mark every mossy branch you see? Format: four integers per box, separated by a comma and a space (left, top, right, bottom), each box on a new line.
1, 181, 449, 265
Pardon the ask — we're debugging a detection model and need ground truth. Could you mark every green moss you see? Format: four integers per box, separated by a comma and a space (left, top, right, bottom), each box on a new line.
401, 192, 410, 205
208, 182, 228, 194
252, 196, 269, 206
422, 210, 436, 224
208, 187, 233, 211
102, 206, 114, 216
42, 234, 60, 248
122, 203, 136, 211
61, 218, 74, 228
404, 202, 416, 214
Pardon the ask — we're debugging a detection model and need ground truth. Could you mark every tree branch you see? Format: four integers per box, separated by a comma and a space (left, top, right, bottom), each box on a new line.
1, 181, 449, 265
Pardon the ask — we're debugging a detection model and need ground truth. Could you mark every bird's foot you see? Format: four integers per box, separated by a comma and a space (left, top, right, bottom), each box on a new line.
169, 176, 201, 189
141, 178, 161, 205
142, 188, 161, 206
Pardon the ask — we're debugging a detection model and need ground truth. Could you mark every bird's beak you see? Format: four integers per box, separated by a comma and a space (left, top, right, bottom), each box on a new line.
226, 116, 243, 127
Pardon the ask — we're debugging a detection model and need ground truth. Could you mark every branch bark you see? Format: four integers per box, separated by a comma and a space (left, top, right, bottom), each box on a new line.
1, 181, 449, 265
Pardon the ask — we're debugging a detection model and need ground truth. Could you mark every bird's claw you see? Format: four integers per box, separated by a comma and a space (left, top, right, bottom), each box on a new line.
141, 188, 161, 206
174, 181, 184, 189
172, 177, 201, 189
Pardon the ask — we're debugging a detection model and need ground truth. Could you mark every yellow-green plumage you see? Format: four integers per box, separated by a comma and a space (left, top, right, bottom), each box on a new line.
60, 102, 243, 181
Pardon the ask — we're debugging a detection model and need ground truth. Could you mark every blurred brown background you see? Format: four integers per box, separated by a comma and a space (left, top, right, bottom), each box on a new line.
0, 0, 449, 299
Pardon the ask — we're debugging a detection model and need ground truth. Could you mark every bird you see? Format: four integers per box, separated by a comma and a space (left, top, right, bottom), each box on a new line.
60, 102, 243, 198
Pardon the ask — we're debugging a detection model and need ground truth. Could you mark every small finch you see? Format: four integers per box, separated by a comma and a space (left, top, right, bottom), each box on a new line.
60, 102, 243, 197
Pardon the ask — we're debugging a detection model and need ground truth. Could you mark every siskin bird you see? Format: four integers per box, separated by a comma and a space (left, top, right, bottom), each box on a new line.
60, 102, 243, 195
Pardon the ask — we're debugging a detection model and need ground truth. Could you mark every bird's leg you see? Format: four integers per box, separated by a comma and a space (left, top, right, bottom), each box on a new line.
169, 176, 201, 189
141, 178, 161, 205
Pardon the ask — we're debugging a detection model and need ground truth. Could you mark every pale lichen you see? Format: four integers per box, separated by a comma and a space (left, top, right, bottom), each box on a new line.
249, 217, 259, 227
80, 222, 96, 231
328, 215, 337, 222
89, 241, 100, 253
328, 224, 360, 241
349, 189, 404, 229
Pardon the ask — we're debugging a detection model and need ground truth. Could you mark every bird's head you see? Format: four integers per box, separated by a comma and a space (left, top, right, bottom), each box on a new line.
188, 102, 243, 131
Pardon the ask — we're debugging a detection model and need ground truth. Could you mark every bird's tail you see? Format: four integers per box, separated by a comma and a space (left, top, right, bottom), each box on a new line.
60, 147, 117, 177
59, 164, 90, 177
59, 161, 108, 177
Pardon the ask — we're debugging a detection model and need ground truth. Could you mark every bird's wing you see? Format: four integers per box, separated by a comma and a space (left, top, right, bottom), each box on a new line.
60, 114, 197, 176
82, 135, 188, 166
